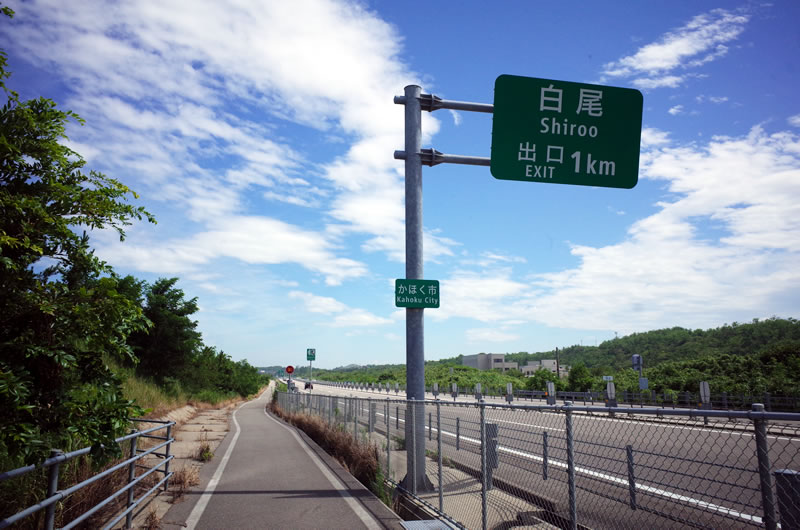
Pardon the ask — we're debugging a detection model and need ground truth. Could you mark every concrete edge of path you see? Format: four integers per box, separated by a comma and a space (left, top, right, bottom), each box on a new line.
264, 408, 406, 529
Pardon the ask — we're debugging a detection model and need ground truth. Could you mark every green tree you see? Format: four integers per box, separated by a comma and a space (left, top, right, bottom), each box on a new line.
566, 362, 595, 392
0, 13, 155, 463
128, 278, 202, 383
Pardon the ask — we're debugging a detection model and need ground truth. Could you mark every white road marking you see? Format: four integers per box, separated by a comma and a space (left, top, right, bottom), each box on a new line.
348, 396, 765, 526
264, 409, 380, 529
185, 397, 251, 529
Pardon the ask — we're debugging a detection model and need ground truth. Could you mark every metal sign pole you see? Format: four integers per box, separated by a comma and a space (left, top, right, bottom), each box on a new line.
399, 84, 431, 491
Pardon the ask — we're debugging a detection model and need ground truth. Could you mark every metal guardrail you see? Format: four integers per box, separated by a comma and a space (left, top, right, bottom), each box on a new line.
0, 419, 175, 530
312, 380, 800, 412
277, 391, 800, 530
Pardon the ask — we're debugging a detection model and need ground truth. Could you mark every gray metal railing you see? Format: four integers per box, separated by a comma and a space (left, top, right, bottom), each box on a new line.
275, 391, 800, 530
311, 379, 800, 412
0, 419, 175, 530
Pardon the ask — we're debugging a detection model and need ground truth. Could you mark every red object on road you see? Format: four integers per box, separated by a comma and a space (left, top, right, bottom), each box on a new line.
286, 365, 294, 374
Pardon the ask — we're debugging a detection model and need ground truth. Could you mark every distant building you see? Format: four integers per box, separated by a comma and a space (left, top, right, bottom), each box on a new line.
461, 353, 518, 372
521, 359, 569, 378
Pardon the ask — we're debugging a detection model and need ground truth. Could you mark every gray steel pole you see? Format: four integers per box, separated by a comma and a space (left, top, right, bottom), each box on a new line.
753, 404, 777, 530
45, 450, 63, 530
401, 84, 430, 492
437, 400, 443, 513
480, 401, 488, 530
126, 432, 139, 529
565, 402, 577, 530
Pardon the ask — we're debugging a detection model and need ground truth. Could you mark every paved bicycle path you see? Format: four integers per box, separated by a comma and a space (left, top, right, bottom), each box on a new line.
162, 389, 402, 529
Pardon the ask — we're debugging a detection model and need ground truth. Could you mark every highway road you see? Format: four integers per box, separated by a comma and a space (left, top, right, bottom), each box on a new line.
289, 381, 800, 529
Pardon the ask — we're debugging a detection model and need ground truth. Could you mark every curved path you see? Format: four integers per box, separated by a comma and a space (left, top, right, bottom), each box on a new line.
162, 387, 402, 529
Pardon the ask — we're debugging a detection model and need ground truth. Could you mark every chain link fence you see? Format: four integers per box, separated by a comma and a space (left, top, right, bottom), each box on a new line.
275, 391, 800, 529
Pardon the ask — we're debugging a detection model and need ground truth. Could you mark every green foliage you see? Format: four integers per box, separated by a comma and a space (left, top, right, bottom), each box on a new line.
0, 34, 155, 464
524, 369, 564, 392
128, 278, 201, 381
566, 362, 595, 392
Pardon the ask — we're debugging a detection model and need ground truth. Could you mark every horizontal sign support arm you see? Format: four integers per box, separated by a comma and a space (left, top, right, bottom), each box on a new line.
394, 94, 493, 114
394, 149, 491, 167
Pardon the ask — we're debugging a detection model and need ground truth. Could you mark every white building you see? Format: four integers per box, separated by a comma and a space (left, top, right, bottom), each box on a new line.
461, 353, 518, 372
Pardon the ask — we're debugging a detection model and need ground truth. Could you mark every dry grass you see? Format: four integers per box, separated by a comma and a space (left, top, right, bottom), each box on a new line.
169, 465, 199, 502
142, 507, 161, 529
194, 431, 214, 462
268, 401, 389, 500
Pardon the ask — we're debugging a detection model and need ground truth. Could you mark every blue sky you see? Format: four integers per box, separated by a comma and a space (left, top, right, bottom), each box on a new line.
3, 1, 799, 369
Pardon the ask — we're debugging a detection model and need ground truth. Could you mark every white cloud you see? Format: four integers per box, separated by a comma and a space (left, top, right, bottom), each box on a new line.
602, 8, 749, 88
466, 328, 520, 343
449, 109, 462, 126
641, 127, 671, 147
9, 0, 446, 283
525, 127, 800, 331
99, 216, 368, 285
789, 114, 800, 127
668, 105, 684, 116
289, 290, 391, 327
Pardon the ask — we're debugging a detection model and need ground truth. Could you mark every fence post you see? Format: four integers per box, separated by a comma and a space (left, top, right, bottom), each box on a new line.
429, 411, 432, 441
437, 399, 443, 513
410, 402, 417, 495
45, 449, 63, 530
353, 398, 358, 443
456, 417, 460, 451
626, 445, 637, 510
163, 424, 173, 491
565, 402, 577, 530
126, 431, 139, 529
386, 399, 391, 479
542, 431, 548, 480
774, 469, 800, 529
753, 403, 777, 530
369, 398, 374, 434
480, 400, 488, 530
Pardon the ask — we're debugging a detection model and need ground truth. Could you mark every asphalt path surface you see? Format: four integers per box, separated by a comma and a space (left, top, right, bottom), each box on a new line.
163, 389, 398, 529
294, 382, 800, 529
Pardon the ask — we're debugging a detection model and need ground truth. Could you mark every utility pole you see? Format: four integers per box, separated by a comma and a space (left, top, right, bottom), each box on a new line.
555, 347, 560, 379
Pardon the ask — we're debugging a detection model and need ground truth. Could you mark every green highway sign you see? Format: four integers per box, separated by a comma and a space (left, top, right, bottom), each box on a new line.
491, 74, 643, 189
395, 279, 439, 309
307, 348, 315, 361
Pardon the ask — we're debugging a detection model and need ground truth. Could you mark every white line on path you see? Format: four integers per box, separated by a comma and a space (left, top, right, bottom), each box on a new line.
263, 409, 380, 529
184, 398, 251, 530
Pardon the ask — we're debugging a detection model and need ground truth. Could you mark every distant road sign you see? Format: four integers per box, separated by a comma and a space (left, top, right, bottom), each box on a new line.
491, 74, 643, 189
286, 365, 294, 374
395, 279, 440, 308
307, 348, 315, 361
602, 375, 614, 382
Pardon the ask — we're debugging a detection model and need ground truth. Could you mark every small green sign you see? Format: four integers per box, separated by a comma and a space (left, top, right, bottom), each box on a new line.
395, 279, 439, 309
306, 348, 315, 361
491, 74, 643, 189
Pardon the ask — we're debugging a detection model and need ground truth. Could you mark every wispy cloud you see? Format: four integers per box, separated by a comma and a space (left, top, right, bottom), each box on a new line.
8, 0, 451, 287
289, 291, 392, 327
789, 114, 800, 127
668, 105, 684, 116
601, 8, 750, 89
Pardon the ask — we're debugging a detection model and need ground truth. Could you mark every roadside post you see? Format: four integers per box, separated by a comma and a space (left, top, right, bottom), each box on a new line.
506, 383, 514, 403
546, 381, 556, 405
486, 423, 499, 490
700, 381, 712, 425
451, 382, 458, 401
475, 383, 483, 401
306, 348, 315, 387
605, 382, 618, 409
